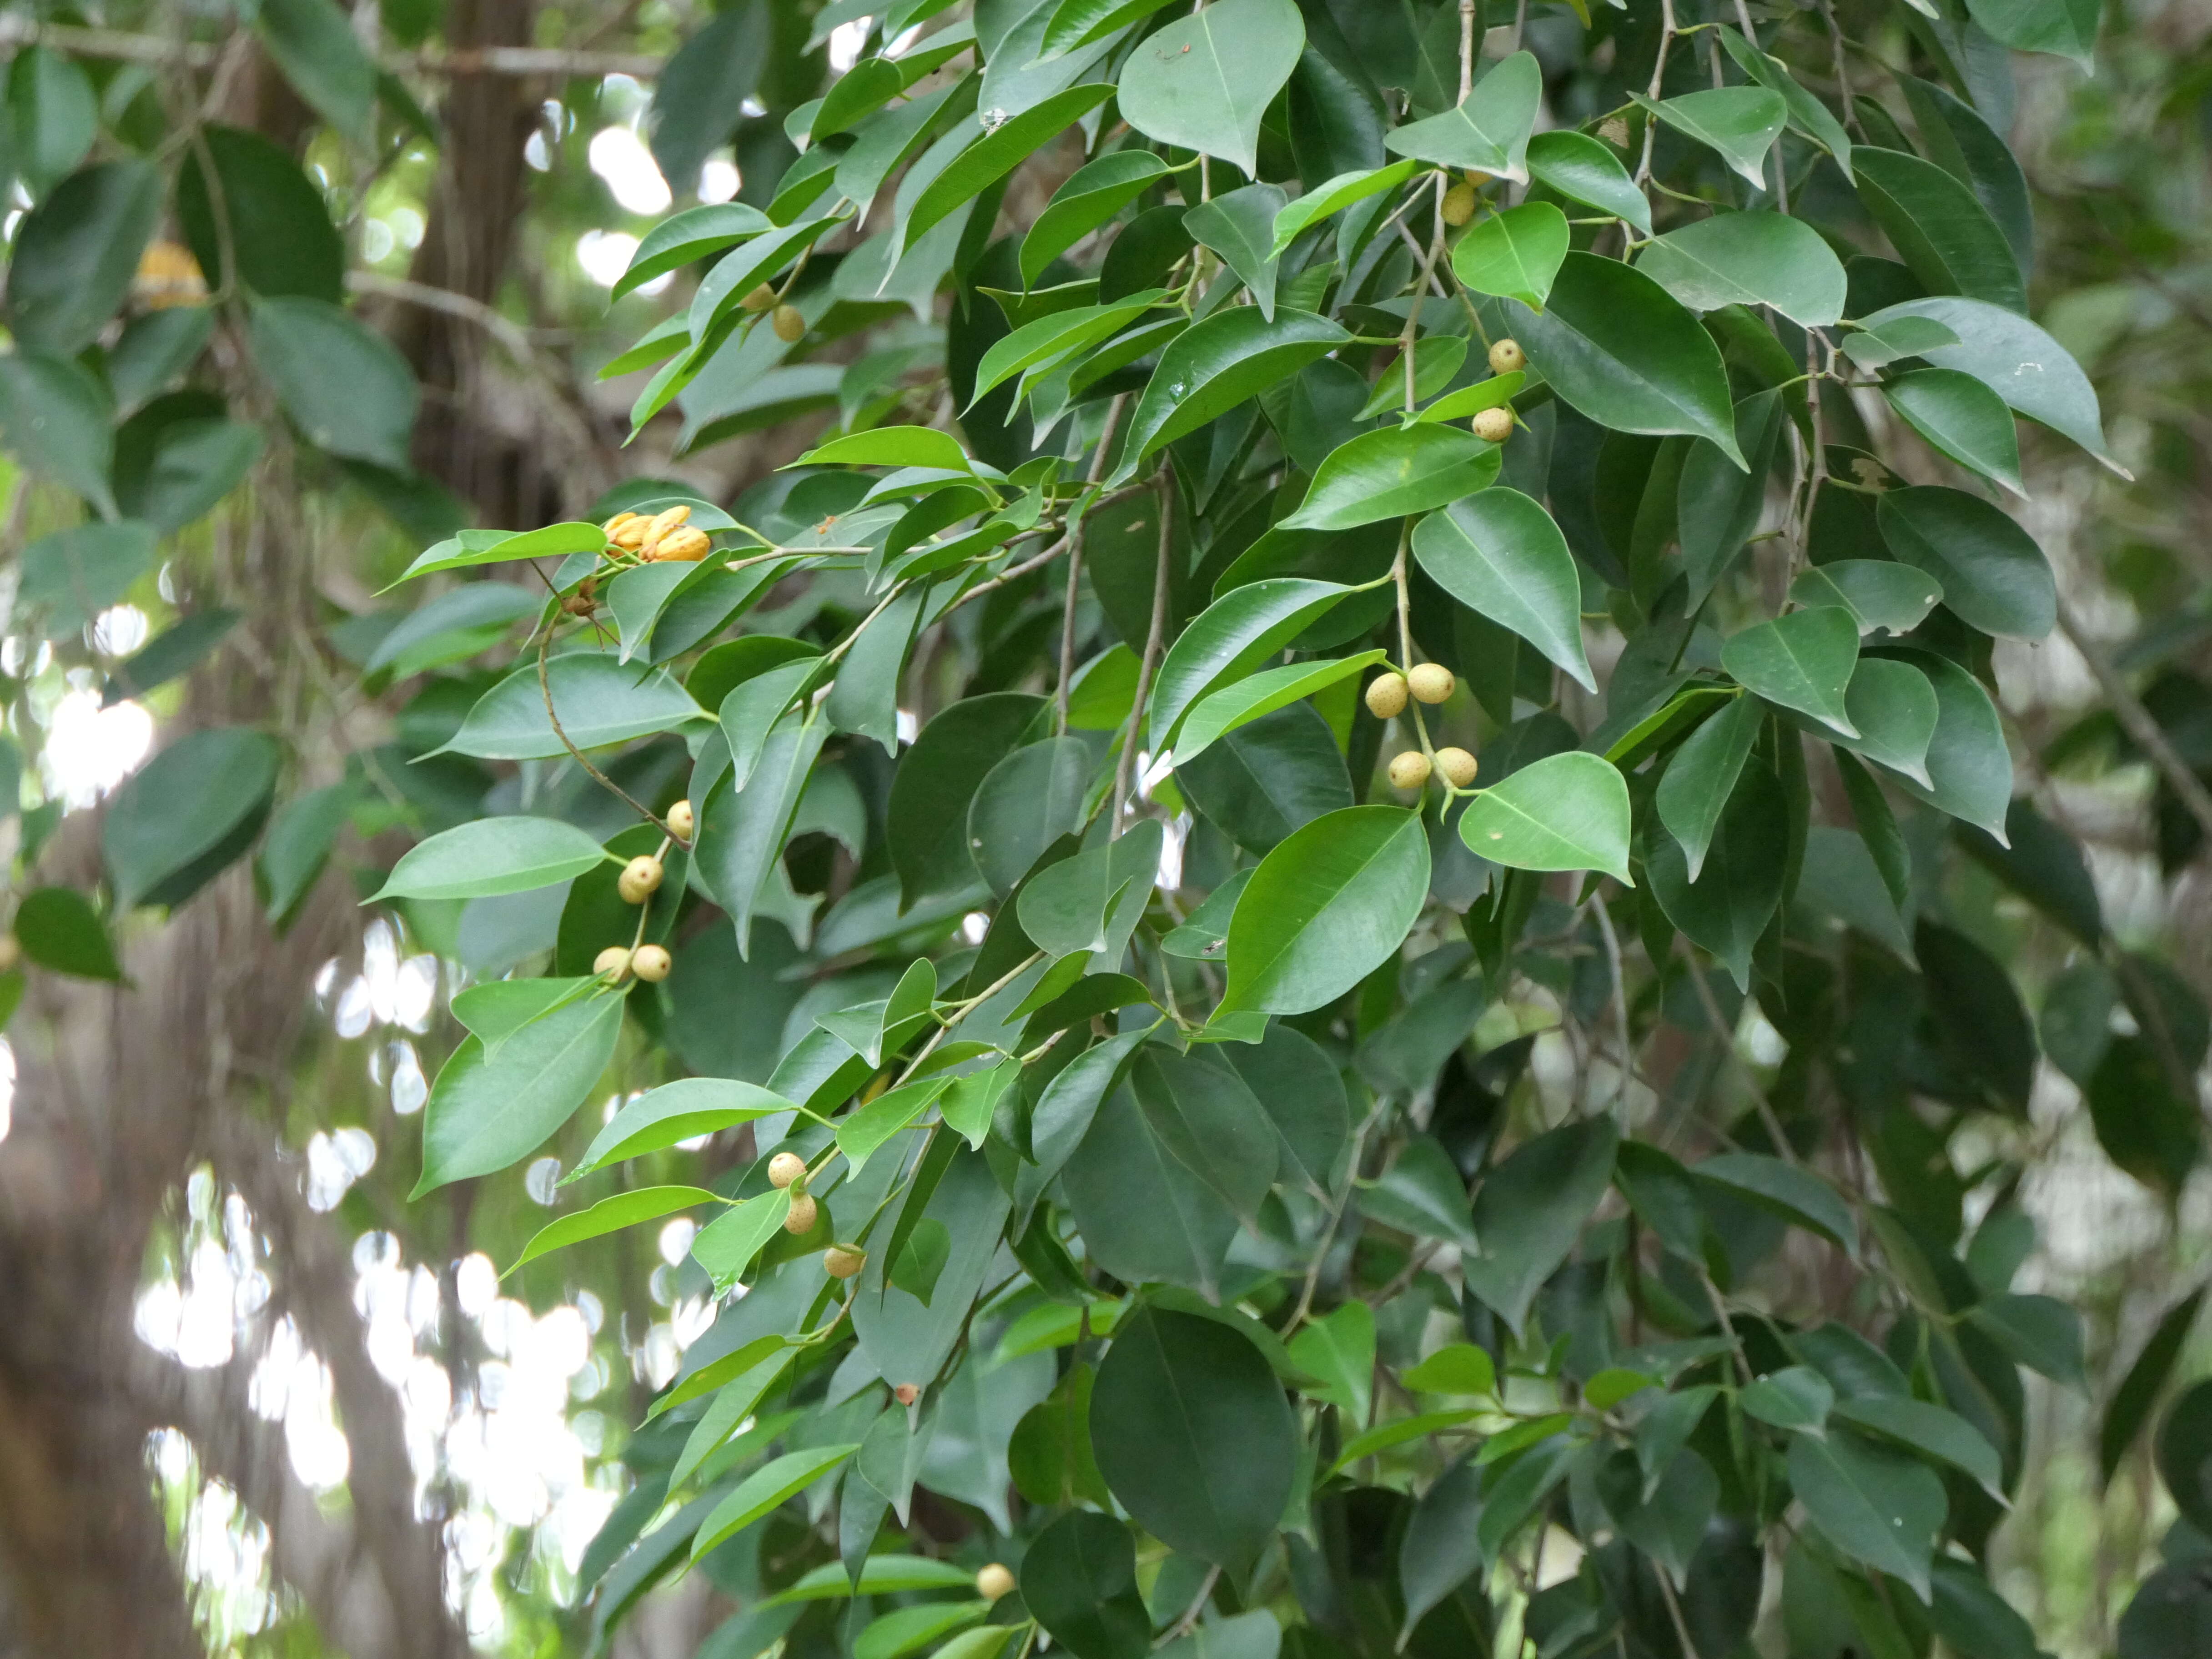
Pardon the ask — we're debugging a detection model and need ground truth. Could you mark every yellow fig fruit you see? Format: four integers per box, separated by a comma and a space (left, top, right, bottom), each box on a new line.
602, 510, 640, 542
650, 527, 711, 562
772, 304, 806, 342
617, 855, 664, 904
1435, 746, 1479, 788
824, 1244, 866, 1280
741, 282, 777, 312
784, 1192, 819, 1234
1389, 750, 1433, 790
1472, 406, 1513, 444
1365, 672, 1410, 719
631, 943, 673, 982
1440, 181, 1477, 226
1463, 168, 1492, 187
1488, 337, 1526, 375
610, 517, 650, 549
976, 1564, 1016, 1603
593, 945, 632, 978
666, 799, 695, 840
1408, 663, 1456, 704
767, 1151, 807, 1189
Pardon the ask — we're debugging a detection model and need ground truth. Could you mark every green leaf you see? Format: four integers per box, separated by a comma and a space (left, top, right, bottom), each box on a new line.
257, 782, 354, 928
569, 1079, 800, 1181
912, 86, 1123, 254
804, 426, 972, 472
1721, 607, 1860, 738
1834, 656, 1939, 787
507, 1186, 720, 1275
114, 411, 264, 535
6, 159, 162, 355
1715, 27, 1855, 181
1414, 370, 1525, 425
1650, 760, 1787, 990
1186, 184, 1287, 318
1413, 488, 1595, 691
393, 522, 609, 584
1463, 1118, 1620, 1335
0, 352, 117, 515
838, 1077, 955, 1175
1180, 703, 1352, 854
888, 692, 1046, 905
1020, 151, 1173, 286
1116, 307, 1351, 477
1695, 1152, 1859, 1253
854, 1604, 990, 1659
438, 651, 705, 759
1966, 0, 2099, 68
1021, 1510, 1148, 1659
1790, 560, 1943, 635
1877, 486, 2052, 641
1884, 370, 2025, 497
1399, 1458, 1483, 1637
612, 203, 770, 302
1282, 423, 1500, 529
1363, 1133, 1479, 1251
1508, 253, 1743, 464
1968, 1292, 2088, 1389
414, 992, 623, 1193
17, 522, 155, 637
1787, 1430, 1946, 1599
108, 307, 216, 415
1888, 654, 2012, 840
1458, 750, 1633, 882
690, 1444, 861, 1562
967, 738, 1097, 896
1403, 1343, 1497, 1397
1635, 211, 1846, 328
6, 49, 95, 198
648, 4, 771, 191
374, 816, 609, 902
1090, 1306, 1297, 1573
1384, 50, 1542, 181
1128, 1046, 1279, 1228
1173, 651, 1384, 764
15, 886, 122, 980
2102, 1289, 2203, 1483
1638, 87, 1787, 190
1217, 805, 1431, 1018
256, 0, 377, 141
690, 1188, 795, 1293
1017, 822, 1161, 962
1743, 1365, 1836, 1432
1270, 160, 1419, 257
1286, 1300, 1375, 1423
180, 126, 347, 303
1656, 693, 1760, 881
1861, 294, 2117, 474
971, 291, 1168, 404
1831, 1396, 2006, 1501
1147, 577, 1352, 746
1525, 130, 1651, 234
1898, 75, 2034, 283
1853, 146, 2027, 314
104, 729, 282, 910
1117, 0, 1306, 177
249, 297, 418, 470
699, 704, 832, 955
1451, 201, 1569, 311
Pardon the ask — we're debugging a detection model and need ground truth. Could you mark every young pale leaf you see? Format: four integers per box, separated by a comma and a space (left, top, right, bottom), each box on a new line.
1217, 806, 1431, 1017
1637, 87, 1788, 189
1458, 751, 1633, 882
374, 817, 609, 902
1883, 369, 2025, 496
1116, 0, 1305, 177
1525, 130, 1651, 234
507, 1186, 721, 1275
1720, 608, 1860, 738
1634, 211, 1847, 328
1412, 488, 1596, 691
1452, 201, 1570, 311
568, 1078, 802, 1180
690, 1189, 795, 1293
1281, 424, 1500, 529
1383, 50, 1542, 181
1509, 253, 1744, 464
804, 426, 971, 472
1877, 486, 2052, 641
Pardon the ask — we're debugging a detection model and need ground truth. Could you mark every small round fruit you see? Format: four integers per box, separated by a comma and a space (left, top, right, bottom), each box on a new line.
1389, 750, 1433, 790
1472, 406, 1513, 444
783, 1192, 819, 1234
893, 1382, 920, 1406
1488, 337, 1525, 375
593, 945, 632, 978
666, 799, 695, 840
618, 855, 665, 904
1440, 181, 1476, 226
631, 943, 673, 983
767, 1151, 807, 1189
824, 1244, 866, 1280
976, 1563, 1016, 1603
1408, 663, 1457, 705
1364, 672, 1410, 719
772, 304, 806, 342
1435, 746, 1479, 788
1463, 168, 1492, 187
741, 282, 776, 313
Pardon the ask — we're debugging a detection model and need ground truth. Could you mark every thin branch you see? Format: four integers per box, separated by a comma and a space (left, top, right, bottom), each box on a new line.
537, 625, 673, 835
2056, 593, 2212, 848
347, 270, 539, 364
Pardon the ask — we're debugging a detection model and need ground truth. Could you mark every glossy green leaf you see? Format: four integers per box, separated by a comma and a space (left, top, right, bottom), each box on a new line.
1173, 652, 1382, 765
1967, 0, 2099, 66
414, 992, 623, 1193
569, 1078, 801, 1180
1509, 253, 1743, 463
1887, 654, 2012, 840
1788, 1431, 1946, 1599
1459, 751, 1633, 882
690, 1444, 860, 1561
1716, 26, 1855, 180
1790, 560, 1943, 635
1270, 159, 1419, 257
971, 291, 1167, 404
1696, 1152, 1859, 1253
1878, 486, 2052, 640
1841, 313, 1962, 371
1636, 211, 1846, 328
1884, 369, 2025, 496
1834, 656, 1939, 786
1525, 130, 1651, 234
1186, 184, 1287, 317
1854, 145, 2027, 314
1217, 805, 1430, 1018
1384, 51, 1541, 181
1116, 307, 1351, 477
1021, 151, 1173, 286
507, 1186, 720, 1275
1831, 1396, 2006, 1500
699, 704, 832, 954
375, 817, 609, 902
1117, 0, 1306, 177
1282, 423, 1500, 529
1413, 488, 1595, 691
887, 692, 1045, 905
612, 203, 770, 301
1463, 1118, 1620, 1334
1179, 703, 1353, 854
967, 738, 1097, 896
690, 1188, 795, 1292
438, 652, 705, 759
248, 296, 417, 470
1147, 577, 1352, 745
1021, 1510, 1148, 1659
1452, 201, 1569, 311
1649, 761, 1788, 989
104, 729, 282, 910
1741, 1367, 1835, 1432
1638, 87, 1787, 190
7, 159, 162, 355
1721, 607, 1859, 738
1655, 693, 1760, 882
